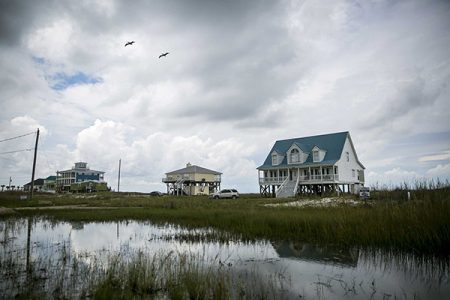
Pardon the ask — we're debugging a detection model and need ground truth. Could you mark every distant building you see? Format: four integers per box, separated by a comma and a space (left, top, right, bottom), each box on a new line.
23, 178, 45, 192
258, 131, 365, 197
162, 163, 221, 195
56, 162, 105, 191
43, 176, 57, 192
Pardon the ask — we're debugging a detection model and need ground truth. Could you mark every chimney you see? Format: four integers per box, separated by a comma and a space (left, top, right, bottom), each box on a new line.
186, 162, 192, 167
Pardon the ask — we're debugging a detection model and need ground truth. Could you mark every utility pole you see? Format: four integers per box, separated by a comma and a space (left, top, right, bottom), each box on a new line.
9, 177, 11, 189
117, 159, 121, 192
29, 129, 39, 200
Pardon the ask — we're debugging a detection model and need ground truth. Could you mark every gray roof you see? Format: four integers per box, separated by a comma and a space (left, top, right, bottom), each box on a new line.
258, 132, 350, 169
24, 178, 45, 186
166, 165, 222, 175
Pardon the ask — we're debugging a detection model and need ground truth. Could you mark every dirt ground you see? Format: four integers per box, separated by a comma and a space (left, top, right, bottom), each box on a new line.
264, 197, 366, 208
0, 207, 17, 215
0, 205, 120, 215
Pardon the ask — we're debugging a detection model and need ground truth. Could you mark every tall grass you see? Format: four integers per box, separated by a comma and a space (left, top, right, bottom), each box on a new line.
2, 182, 450, 255
0, 243, 291, 299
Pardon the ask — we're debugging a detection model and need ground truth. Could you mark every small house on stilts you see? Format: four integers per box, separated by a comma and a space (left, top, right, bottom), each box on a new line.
163, 163, 221, 196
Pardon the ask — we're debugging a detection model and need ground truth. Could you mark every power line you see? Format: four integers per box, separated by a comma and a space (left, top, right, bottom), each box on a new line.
0, 148, 34, 155
0, 131, 35, 143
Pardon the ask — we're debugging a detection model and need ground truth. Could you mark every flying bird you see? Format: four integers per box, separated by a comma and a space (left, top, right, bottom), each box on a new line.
159, 52, 169, 58
124, 41, 135, 47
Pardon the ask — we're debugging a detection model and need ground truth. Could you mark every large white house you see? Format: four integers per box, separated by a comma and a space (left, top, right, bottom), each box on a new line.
56, 162, 105, 191
257, 132, 365, 197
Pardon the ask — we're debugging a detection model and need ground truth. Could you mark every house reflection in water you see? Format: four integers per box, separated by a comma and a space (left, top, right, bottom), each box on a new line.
70, 222, 85, 230
272, 241, 359, 267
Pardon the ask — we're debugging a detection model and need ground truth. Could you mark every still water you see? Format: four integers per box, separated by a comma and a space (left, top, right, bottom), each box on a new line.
1, 218, 449, 299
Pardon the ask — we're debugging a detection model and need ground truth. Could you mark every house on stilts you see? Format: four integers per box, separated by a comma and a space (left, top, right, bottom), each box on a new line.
162, 163, 222, 196
257, 132, 365, 197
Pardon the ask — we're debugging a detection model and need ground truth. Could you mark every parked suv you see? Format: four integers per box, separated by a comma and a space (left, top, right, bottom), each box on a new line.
209, 189, 239, 199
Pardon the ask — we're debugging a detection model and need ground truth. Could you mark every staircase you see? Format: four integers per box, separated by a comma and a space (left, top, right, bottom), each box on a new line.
175, 178, 186, 195
276, 176, 300, 198
276, 180, 297, 198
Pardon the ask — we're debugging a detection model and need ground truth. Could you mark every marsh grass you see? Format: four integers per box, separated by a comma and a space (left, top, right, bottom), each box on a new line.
0, 241, 292, 300
2, 182, 449, 255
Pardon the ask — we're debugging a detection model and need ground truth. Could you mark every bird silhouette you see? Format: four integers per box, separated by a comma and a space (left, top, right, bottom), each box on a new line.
159, 52, 169, 58
124, 41, 135, 47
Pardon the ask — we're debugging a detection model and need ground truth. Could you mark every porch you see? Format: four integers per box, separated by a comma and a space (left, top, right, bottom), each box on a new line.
258, 166, 339, 185
258, 166, 346, 197
259, 174, 340, 185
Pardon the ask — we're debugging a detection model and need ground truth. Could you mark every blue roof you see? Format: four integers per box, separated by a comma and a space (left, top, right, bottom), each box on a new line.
258, 132, 349, 169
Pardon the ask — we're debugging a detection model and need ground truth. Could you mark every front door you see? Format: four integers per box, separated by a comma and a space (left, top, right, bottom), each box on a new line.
290, 169, 297, 181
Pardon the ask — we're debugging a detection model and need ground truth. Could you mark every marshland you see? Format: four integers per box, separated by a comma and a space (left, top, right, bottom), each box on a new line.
1, 182, 449, 299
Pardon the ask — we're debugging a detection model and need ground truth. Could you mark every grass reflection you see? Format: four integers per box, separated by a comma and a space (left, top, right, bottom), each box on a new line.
0, 241, 292, 299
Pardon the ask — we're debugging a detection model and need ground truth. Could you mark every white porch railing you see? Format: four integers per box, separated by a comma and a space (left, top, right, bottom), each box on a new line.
259, 174, 339, 184
163, 174, 221, 182
163, 175, 194, 182
259, 176, 288, 185
293, 174, 301, 195
275, 177, 289, 197
298, 174, 339, 181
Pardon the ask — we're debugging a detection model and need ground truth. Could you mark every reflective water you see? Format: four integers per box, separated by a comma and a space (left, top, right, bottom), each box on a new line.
1, 218, 449, 299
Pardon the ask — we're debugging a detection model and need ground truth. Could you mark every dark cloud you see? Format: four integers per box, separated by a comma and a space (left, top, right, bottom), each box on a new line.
0, 0, 63, 47
360, 72, 449, 131
1, 0, 450, 190
0, 0, 31, 45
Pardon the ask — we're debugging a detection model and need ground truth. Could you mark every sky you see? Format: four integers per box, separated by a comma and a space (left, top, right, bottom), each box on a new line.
0, 0, 449, 192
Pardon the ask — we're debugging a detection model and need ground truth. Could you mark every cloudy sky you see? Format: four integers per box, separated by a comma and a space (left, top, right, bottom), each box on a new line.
1, 0, 449, 192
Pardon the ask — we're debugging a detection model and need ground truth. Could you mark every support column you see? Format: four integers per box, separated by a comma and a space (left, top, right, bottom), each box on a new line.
320, 166, 322, 182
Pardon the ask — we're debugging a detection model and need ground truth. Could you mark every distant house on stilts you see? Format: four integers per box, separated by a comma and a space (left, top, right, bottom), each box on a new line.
162, 163, 222, 196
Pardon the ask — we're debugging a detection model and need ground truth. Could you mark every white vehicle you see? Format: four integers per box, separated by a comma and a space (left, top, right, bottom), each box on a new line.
210, 189, 239, 199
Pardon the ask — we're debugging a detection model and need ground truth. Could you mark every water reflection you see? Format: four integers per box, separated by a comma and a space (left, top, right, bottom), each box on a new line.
1, 218, 449, 299
272, 241, 359, 267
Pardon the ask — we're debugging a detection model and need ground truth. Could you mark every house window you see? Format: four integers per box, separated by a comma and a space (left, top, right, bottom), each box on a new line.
272, 153, 277, 165
290, 149, 300, 163
346, 152, 349, 162
352, 169, 355, 177
313, 151, 319, 162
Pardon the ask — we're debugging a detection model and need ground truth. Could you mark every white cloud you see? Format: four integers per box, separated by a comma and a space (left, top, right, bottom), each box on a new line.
385, 168, 419, 177
26, 19, 75, 62
419, 150, 450, 162
426, 164, 450, 178
366, 168, 421, 187
0, 116, 48, 185
1, 0, 450, 191
48, 120, 258, 192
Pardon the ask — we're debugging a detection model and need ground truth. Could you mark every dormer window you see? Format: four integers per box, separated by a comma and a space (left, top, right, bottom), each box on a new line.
290, 148, 300, 163
287, 144, 305, 164
272, 153, 278, 165
313, 150, 319, 162
271, 150, 284, 166
311, 146, 326, 162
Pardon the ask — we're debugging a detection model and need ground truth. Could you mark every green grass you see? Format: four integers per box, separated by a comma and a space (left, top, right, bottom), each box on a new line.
1, 186, 450, 255
1, 245, 290, 300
